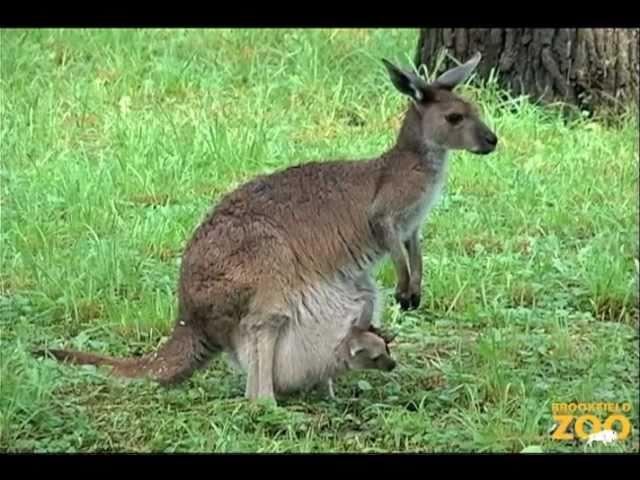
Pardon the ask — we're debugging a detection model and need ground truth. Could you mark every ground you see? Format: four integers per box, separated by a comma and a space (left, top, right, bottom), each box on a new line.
1, 28, 638, 453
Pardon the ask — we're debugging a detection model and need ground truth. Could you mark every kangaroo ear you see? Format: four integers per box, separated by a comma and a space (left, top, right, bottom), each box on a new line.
432, 52, 481, 90
382, 58, 433, 103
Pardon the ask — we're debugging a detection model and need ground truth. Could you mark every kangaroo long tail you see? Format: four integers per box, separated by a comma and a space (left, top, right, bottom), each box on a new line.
33, 323, 219, 386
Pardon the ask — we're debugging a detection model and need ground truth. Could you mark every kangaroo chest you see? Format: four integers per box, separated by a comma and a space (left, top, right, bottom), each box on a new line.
398, 157, 448, 239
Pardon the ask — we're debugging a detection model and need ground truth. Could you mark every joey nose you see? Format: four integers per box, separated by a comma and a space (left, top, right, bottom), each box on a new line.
485, 132, 498, 146
385, 358, 396, 371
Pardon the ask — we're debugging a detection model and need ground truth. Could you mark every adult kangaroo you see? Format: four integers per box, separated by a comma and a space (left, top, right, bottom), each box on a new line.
35, 53, 497, 403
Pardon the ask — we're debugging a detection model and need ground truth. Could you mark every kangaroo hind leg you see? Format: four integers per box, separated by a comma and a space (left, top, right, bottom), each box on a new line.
243, 311, 289, 402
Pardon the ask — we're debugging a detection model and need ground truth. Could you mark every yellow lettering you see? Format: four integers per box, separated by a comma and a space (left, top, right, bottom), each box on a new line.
552, 415, 575, 441
604, 414, 631, 441
575, 414, 602, 440
623, 403, 632, 413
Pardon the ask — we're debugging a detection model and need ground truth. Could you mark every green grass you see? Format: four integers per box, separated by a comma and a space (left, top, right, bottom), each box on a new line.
1, 28, 638, 453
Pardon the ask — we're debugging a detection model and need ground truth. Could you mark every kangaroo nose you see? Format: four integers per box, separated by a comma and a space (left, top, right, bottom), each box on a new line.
486, 132, 498, 146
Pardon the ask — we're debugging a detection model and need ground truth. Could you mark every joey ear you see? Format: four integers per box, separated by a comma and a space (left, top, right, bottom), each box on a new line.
432, 52, 481, 90
382, 58, 432, 103
348, 335, 365, 357
384, 332, 397, 344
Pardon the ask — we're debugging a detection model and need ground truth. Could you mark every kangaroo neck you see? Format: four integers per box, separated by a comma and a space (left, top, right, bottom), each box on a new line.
393, 104, 448, 171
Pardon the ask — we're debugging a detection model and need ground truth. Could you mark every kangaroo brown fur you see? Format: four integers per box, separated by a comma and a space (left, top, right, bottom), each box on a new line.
34, 53, 497, 402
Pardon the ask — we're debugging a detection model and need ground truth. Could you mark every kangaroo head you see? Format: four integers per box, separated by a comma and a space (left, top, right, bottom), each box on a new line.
343, 326, 396, 372
383, 52, 498, 155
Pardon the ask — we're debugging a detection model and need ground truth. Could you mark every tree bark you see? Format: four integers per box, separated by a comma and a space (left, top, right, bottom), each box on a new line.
415, 29, 639, 115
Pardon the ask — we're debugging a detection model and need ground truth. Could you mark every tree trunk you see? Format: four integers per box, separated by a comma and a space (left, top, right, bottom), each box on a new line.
415, 28, 639, 115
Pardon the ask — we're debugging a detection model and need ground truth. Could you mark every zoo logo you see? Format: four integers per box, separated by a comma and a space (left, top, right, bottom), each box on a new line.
551, 402, 633, 442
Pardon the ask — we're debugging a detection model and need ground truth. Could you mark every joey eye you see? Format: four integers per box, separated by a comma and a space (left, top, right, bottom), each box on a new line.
446, 112, 463, 125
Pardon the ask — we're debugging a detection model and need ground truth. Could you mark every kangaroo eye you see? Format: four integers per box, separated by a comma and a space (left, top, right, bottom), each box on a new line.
446, 112, 463, 125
